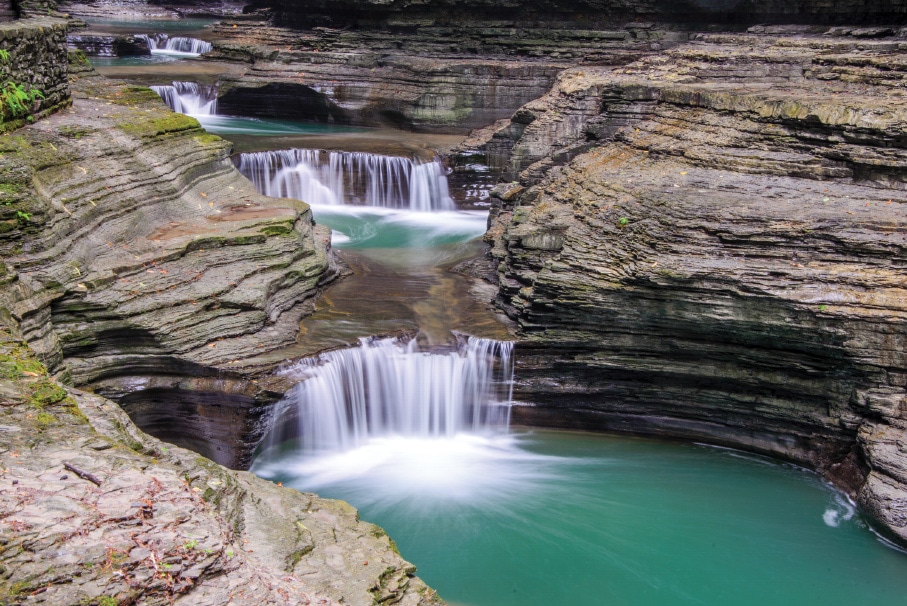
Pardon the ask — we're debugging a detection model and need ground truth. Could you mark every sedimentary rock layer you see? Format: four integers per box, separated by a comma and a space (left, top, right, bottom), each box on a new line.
0, 326, 441, 605
0, 56, 340, 464
249, 0, 907, 29
199, 14, 669, 132
484, 33, 907, 543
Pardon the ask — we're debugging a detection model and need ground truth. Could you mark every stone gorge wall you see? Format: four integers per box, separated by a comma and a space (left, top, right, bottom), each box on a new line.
251, 0, 907, 29
202, 13, 673, 133
482, 32, 907, 544
0, 58, 340, 467
0, 17, 69, 130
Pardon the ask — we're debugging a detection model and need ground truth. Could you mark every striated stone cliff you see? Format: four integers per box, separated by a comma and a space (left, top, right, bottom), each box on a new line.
0, 56, 340, 466
249, 0, 907, 30
483, 32, 907, 544
183, 8, 680, 133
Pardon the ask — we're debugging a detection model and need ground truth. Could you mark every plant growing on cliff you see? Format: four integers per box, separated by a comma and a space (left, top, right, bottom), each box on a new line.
0, 50, 44, 125
1, 82, 44, 123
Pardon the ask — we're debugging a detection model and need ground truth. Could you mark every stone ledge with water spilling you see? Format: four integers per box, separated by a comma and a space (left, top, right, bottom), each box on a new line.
0, 326, 442, 605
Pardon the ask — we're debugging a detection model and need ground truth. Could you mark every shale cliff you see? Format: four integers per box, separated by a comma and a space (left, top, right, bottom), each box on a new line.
482, 32, 907, 544
248, 0, 907, 29
0, 55, 341, 465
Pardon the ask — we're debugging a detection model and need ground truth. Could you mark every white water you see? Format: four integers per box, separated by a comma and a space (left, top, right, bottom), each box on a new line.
150, 81, 217, 116
259, 336, 514, 455
252, 336, 540, 507
236, 149, 455, 211
135, 33, 213, 56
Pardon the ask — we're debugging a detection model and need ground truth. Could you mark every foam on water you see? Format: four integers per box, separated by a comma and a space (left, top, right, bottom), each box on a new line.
236, 148, 455, 211
150, 81, 217, 116
253, 433, 561, 512
135, 33, 212, 56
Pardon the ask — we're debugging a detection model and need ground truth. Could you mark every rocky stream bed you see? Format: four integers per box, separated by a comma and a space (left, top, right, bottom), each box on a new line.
2, 0, 907, 603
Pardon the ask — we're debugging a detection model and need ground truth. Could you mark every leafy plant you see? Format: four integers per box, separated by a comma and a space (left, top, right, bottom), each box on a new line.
618, 217, 630, 227
16, 210, 30, 222
1, 81, 44, 123
0, 49, 45, 124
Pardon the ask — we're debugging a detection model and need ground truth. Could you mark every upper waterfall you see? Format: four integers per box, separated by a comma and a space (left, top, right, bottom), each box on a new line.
135, 34, 213, 56
150, 82, 218, 116
236, 149, 455, 211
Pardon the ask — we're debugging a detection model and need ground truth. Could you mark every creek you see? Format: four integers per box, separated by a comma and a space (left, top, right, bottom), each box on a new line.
88, 27, 907, 606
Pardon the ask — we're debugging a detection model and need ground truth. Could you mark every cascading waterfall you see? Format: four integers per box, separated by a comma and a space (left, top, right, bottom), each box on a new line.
257, 336, 514, 457
150, 82, 217, 116
236, 148, 455, 211
135, 33, 213, 56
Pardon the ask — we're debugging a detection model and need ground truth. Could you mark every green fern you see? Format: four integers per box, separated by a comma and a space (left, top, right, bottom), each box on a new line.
0, 49, 46, 125
0, 82, 44, 123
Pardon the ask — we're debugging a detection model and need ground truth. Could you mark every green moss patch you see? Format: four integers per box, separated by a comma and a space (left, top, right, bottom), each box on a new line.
106, 85, 165, 106
117, 113, 201, 139
27, 379, 68, 407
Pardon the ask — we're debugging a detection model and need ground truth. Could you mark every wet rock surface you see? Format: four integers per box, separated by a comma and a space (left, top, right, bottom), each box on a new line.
0, 57, 340, 463
483, 32, 907, 544
188, 13, 669, 132
0, 326, 441, 605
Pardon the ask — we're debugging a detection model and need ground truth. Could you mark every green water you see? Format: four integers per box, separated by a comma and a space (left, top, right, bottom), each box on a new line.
199, 116, 364, 137
255, 430, 907, 606
311, 206, 488, 251
89, 55, 182, 67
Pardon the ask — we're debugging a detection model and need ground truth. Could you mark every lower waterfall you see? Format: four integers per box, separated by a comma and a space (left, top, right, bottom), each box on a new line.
257, 336, 514, 456
250, 336, 554, 510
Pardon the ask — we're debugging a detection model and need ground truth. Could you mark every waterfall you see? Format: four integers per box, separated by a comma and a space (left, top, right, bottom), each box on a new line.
236, 149, 455, 211
258, 337, 514, 456
150, 82, 217, 116
135, 33, 213, 56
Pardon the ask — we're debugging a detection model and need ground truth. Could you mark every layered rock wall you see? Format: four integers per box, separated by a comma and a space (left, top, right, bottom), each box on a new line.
0, 58, 340, 466
251, 0, 907, 29
484, 33, 907, 543
0, 17, 69, 130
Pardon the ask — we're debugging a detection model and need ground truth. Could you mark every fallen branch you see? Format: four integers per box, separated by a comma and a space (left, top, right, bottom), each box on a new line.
63, 462, 102, 486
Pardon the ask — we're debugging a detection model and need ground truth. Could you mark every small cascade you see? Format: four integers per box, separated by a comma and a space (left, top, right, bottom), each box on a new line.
258, 336, 514, 456
135, 33, 213, 56
236, 149, 455, 211
150, 82, 217, 116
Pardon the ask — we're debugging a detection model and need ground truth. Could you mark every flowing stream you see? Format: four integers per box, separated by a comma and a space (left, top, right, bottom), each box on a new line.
135, 33, 213, 56
99, 22, 907, 605
150, 81, 217, 115
245, 140, 907, 605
